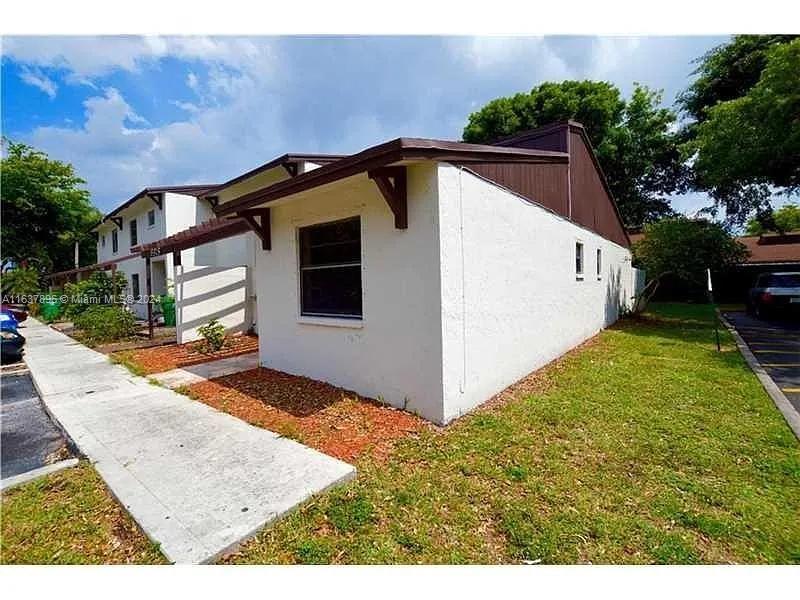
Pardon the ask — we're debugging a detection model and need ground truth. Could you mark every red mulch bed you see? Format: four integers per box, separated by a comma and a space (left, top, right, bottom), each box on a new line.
184, 367, 428, 463
116, 334, 259, 375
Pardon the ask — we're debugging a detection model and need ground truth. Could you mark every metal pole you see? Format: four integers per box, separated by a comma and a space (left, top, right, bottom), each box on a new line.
707, 268, 721, 352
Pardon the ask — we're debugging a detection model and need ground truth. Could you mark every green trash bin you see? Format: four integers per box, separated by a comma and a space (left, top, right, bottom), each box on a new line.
160, 295, 176, 326
41, 298, 62, 321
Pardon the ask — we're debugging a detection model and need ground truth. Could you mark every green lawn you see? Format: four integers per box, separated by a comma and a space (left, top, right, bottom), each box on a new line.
0, 463, 166, 564
3, 303, 798, 564
225, 303, 800, 564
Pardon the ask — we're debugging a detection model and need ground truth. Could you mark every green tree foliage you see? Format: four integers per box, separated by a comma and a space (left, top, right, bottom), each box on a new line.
1, 267, 41, 298
678, 35, 797, 124
745, 204, 800, 235
679, 36, 800, 224
462, 80, 685, 227
1, 139, 102, 273
632, 218, 748, 306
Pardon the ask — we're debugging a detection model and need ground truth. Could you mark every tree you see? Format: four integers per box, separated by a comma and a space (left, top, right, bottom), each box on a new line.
462, 80, 686, 227
1, 139, 101, 273
678, 36, 800, 224
632, 217, 748, 308
745, 204, 800, 235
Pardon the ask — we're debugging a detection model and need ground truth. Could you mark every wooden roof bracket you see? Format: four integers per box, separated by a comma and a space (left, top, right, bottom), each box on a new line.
368, 166, 407, 229
111, 216, 123, 230
283, 162, 299, 177
147, 192, 164, 210
205, 195, 219, 208
239, 208, 271, 250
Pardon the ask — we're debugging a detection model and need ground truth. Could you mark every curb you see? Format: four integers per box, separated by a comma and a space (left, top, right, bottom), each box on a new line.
719, 312, 800, 440
1, 458, 80, 492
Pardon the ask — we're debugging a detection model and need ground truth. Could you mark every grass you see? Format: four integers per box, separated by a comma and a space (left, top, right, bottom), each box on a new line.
108, 351, 148, 377
2, 303, 798, 564
1, 462, 166, 564
222, 302, 799, 564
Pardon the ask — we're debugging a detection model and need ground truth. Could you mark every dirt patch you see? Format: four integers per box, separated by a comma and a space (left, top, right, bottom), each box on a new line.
112, 333, 259, 374
183, 367, 428, 463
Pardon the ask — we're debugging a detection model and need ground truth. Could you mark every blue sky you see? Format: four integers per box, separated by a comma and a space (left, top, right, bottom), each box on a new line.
2, 35, 727, 214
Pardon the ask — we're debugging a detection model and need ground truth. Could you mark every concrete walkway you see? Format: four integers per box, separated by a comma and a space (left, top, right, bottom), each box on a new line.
23, 319, 355, 563
152, 352, 259, 389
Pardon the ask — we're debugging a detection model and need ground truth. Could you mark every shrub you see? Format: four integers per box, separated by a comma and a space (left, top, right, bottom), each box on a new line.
197, 319, 226, 353
63, 271, 127, 319
73, 306, 137, 344
1, 267, 41, 298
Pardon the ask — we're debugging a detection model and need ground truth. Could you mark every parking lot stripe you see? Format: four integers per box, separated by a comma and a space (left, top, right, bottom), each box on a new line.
759, 363, 800, 367
782, 388, 800, 393
753, 350, 800, 354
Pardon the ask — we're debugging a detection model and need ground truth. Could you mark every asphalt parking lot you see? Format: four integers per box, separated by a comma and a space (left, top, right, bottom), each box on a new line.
1, 364, 71, 480
724, 311, 800, 413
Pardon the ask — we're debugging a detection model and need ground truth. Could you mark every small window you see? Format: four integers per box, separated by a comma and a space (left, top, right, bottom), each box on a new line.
129, 218, 138, 247
131, 273, 140, 299
298, 217, 362, 318
575, 241, 584, 279
147, 209, 156, 228
112, 229, 119, 253
596, 248, 602, 279
101, 234, 106, 248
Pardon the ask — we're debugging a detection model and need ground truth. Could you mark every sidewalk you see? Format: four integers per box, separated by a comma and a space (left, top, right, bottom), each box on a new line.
22, 318, 355, 563
152, 352, 259, 389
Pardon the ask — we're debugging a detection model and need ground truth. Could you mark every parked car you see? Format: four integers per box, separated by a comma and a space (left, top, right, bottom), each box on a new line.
1, 303, 28, 323
0, 312, 26, 362
747, 272, 800, 319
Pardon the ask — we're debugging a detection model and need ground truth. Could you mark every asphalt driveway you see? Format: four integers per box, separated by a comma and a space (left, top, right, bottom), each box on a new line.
724, 311, 800, 413
1, 366, 71, 479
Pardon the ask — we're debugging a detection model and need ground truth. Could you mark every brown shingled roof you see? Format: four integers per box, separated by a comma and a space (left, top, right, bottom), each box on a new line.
738, 232, 800, 265
628, 230, 800, 265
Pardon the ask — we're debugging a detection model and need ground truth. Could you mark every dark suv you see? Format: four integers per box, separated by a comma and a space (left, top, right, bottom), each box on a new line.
748, 272, 800, 319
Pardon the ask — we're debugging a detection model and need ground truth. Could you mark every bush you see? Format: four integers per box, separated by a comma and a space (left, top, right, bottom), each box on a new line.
63, 271, 127, 319
73, 306, 137, 344
197, 319, 226, 353
1, 267, 41, 298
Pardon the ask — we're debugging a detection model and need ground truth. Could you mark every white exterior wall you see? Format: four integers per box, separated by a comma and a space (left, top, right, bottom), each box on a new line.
436, 164, 637, 423
176, 232, 257, 343
175, 264, 252, 342
252, 164, 446, 422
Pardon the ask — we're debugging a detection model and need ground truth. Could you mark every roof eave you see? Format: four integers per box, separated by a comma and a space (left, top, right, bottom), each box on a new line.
215, 139, 568, 217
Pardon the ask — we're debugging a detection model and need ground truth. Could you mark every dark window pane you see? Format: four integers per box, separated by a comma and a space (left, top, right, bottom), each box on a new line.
130, 219, 138, 246
301, 265, 362, 317
300, 217, 360, 267
132, 274, 140, 298
767, 274, 800, 287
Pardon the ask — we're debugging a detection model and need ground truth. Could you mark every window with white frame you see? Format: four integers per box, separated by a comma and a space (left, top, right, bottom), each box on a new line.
298, 217, 362, 318
575, 241, 584, 279
596, 248, 602, 279
112, 229, 119, 253
101, 234, 106, 248
147, 209, 156, 228
129, 217, 138, 247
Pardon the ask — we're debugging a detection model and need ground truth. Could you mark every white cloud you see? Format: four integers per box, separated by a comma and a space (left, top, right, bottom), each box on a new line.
19, 66, 57, 98
3, 36, 272, 80
452, 36, 571, 79
588, 37, 642, 76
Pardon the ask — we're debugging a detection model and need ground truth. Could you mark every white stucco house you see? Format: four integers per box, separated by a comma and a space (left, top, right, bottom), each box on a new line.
51, 184, 260, 343
204, 121, 644, 425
